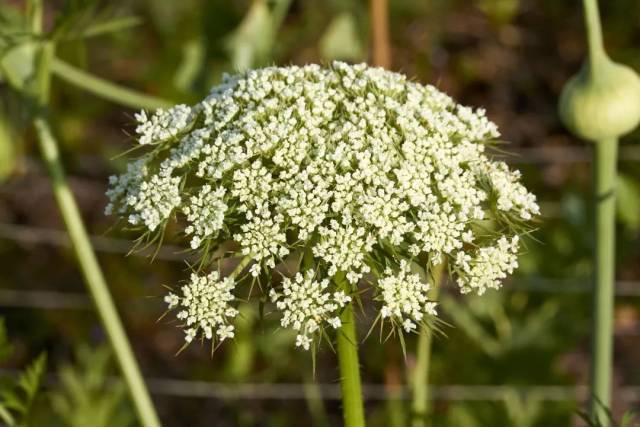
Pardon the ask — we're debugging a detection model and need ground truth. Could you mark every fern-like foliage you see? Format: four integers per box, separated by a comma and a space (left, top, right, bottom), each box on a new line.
49, 345, 134, 427
0, 353, 47, 427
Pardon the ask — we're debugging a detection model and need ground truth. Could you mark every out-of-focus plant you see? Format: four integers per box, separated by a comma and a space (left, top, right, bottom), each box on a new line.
0, 319, 47, 427
502, 389, 543, 427
0, 1, 168, 426
616, 173, 640, 232
106, 61, 539, 426
558, 0, 640, 423
225, 0, 293, 71
578, 399, 637, 427
50, 345, 135, 427
319, 12, 364, 62
409, 264, 444, 427
440, 291, 559, 358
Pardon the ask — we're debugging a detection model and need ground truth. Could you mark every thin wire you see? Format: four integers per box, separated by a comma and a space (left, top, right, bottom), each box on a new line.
0, 368, 638, 402
0, 223, 187, 262
3, 277, 640, 312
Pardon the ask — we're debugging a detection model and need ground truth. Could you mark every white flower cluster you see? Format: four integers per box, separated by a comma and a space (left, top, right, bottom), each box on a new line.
454, 236, 520, 295
184, 185, 227, 249
135, 104, 194, 145
164, 271, 238, 343
269, 271, 351, 350
377, 260, 438, 333
107, 62, 539, 348
478, 162, 540, 220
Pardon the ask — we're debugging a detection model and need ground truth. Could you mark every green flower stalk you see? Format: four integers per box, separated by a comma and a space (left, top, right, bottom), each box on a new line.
559, 0, 640, 423
107, 62, 539, 426
410, 263, 445, 427
10, 3, 164, 425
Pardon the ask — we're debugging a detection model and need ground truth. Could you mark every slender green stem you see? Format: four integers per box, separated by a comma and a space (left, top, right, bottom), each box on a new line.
30, 14, 161, 426
303, 376, 331, 427
411, 264, 445, 427
583, 0, 606, 68
590, 138, 617, 424
33, 118, 161, 427
271, 0, 293, 37
335, 273, 366, 427
230, 255, 253, 278
27, 0, 43, 35
51, 58, 172, 110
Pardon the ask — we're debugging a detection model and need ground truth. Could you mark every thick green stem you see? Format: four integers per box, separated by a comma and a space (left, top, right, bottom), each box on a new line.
590, 138, 617, 424
335, 273, 366, 427
33, 118, 161, 427
583, 0, 606, 68
411, 264, 445, 427
51, 58, 171, 110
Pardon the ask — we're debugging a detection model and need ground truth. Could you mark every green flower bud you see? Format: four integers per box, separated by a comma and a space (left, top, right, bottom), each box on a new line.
559, 56, 640, 141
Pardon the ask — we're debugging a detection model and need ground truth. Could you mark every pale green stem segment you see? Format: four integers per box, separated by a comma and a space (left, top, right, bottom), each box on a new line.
230, 255, 253, 278
583, 0, 606, 67
334, 272, 366, 427
33, 118, 162, 427
411, 263, 445, 427
590, 138, 617, 424
31, 8, 161, 426
581, 0, 617, 422
51, 58, 172, 110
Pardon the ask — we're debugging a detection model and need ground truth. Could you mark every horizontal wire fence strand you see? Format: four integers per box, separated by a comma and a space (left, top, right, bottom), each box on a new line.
505, 145, 640, 164
3, 278, 640, 310
0, 368, 638, 402
152, 382, 639, 402
0, 222, 187, 262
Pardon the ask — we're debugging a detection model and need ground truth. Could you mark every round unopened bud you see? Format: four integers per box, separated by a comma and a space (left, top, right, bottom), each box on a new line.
559, 57, 640, 141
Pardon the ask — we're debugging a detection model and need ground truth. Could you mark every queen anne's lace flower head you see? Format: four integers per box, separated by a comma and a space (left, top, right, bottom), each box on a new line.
269, 271, 351, 350
377, 260, 438, 333
107, 62, 539, 350
165, 271, 238, 343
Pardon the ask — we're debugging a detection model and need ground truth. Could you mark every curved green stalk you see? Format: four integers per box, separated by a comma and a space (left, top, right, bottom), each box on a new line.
335, 273, 366, 427
33, 117, 162, 427
411, 264, 445, 427
583, 0, 606, 66
51, 58, 171, 110
30, 11, 161, 426
590, 138, 617, 423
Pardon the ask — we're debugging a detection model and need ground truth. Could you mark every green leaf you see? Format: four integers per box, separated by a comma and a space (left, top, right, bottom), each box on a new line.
173, 37, 205, 92
440, 295, 503, 357
0, 353, 47, 427
70, 15, 141, 40
0, 41, 38, 91
319, 13, 364, 62
616, 173, 640, 232
0, 101, 19, 181
225, 0, 273, 71
620, 411, 637, 427
49, 345, 134, 427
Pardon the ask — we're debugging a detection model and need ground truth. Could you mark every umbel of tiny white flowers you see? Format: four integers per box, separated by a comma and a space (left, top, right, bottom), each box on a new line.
106, 61, 539, 350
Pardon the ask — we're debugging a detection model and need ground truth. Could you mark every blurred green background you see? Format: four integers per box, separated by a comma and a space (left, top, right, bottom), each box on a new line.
1, 0, 640, 426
